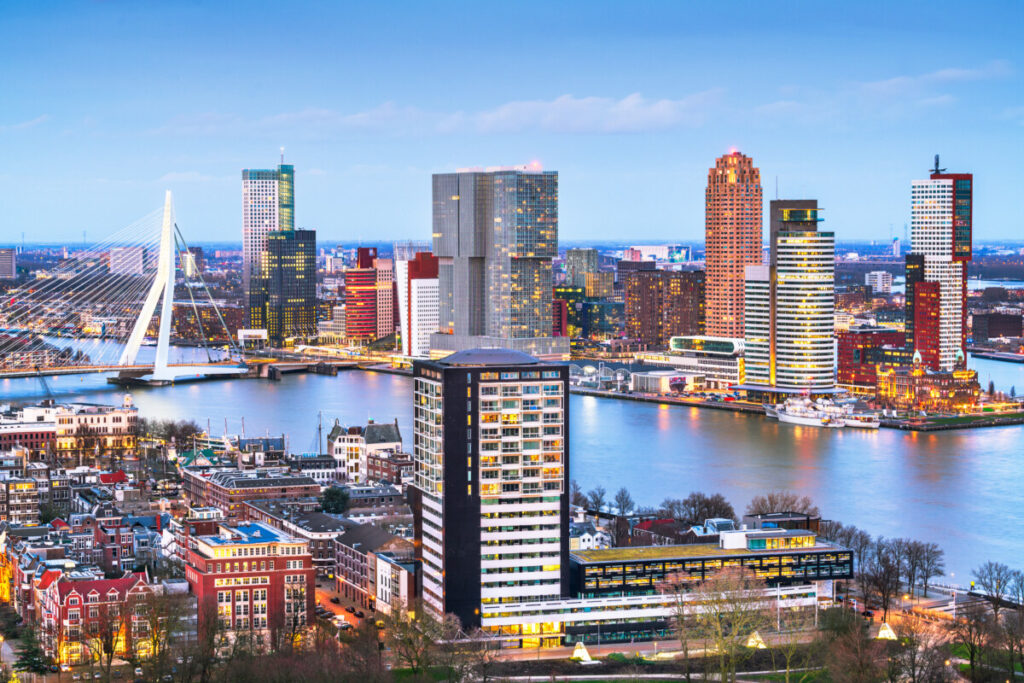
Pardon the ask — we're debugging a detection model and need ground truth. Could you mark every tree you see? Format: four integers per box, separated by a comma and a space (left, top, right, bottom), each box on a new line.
824, 623, 883, 683
890, 616, 953, 683
667, 491, 736, 525
84, 601, 130, 680
13, 623, 50, 675
865, 539, 901, 621
948, 601, 991, 681
687, 566, 770, 683
383, 601, 441, 676
339, 620, 387, 682
321, 486, 350, 514
586, 485, 607, 512
570, 479, 587, 508
746, 491, 821, 518
134, 590, 188, 678
903, 540, 925, 598
613, 486, 635, 516
972, 560, 1013, 619
772, 606, 818, 683
919, 543, 945, 598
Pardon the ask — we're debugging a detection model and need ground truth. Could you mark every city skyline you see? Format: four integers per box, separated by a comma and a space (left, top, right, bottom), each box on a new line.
2, 2, 1022, 243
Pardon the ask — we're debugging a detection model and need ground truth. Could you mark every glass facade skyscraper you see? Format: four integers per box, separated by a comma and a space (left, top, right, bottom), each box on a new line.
242, 162, 294, 303
249, 228, 316, 346
431, 167, 568, 359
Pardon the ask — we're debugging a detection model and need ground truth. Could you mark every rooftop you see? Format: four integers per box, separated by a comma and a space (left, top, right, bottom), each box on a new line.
437, 348, 541, 367
571, 538, 837, 563
201, 522, 292, 546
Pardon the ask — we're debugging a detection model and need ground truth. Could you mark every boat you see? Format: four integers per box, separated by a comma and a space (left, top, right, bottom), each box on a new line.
773, 397, 844, 428
844, 413, 881, 429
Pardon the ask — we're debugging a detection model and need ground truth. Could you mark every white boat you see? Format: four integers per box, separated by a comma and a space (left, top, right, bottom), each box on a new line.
773, 398, 844, 428
844, 413, 881, 429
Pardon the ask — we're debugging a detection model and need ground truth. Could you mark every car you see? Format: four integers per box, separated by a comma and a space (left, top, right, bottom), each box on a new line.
94, 673, 104, 680
72, 675, 82, 682
346, 605, 355, 613
354, 610, 364, 618
338, 622, 353, 630
330, 596, 340, 604
861, 609, 875, 618
177, 656, 184, 664
135, 668, 145, 677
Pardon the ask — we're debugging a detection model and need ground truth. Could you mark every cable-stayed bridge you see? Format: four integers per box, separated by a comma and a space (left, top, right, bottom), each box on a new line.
0, 192, 250, 384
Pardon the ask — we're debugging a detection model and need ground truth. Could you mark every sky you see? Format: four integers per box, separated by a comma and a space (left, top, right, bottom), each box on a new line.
1, 1, 1022, 245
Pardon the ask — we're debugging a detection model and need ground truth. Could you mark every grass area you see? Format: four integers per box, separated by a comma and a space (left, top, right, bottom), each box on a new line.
925, 412, 1024, 425
745, 671, 829, 683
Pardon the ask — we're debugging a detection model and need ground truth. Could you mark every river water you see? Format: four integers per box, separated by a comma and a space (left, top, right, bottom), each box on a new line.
1, 351, 1021, 579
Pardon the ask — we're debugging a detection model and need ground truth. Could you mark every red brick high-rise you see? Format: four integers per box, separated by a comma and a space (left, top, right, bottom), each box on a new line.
705, 151, 762, 338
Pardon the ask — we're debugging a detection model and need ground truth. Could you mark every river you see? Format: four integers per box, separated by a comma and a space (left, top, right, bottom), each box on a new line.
2, 352, 1022, 579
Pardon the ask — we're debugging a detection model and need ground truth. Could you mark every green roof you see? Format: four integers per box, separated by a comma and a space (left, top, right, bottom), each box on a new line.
571, 540, 834, 564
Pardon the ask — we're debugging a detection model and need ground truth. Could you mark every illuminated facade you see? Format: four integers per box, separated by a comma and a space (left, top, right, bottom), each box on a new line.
430, 168, 568, 359
836, 327, 906, 390
875, 362, 980, 411
705, 152, 763, 338
248, 228, 316, 345
396, 251, 439, 356
744, 201, 835, 392
185, 522, 315, 640
410, 349, 569, 639
242, 162, 294, 296
565, 248, 598, 288
623, 270, 704, 345
908, 161, 972, 370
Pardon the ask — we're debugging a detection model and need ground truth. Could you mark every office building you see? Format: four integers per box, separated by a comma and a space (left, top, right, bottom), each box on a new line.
580, 301, 624, 339
410, 349, 569, 631
552, 299, 569, 337
242, 161, 294, 296
624, 270, 705, 346
430, 167, 568, 359
635, 336, 745, 388
584, 271, 615, 299
345, 247, 397, 343
181, 468, 320, 518
973, 312, 1023, 342
396, 251, 440, 356
248, 228, 316, 345
744, 201, 835, 393
864, 271, 893, 295
565, 248, 599, 288
0, 249, 16, 279
705, 151, 763, 338
185, 521, 315, 639
907, 158, 972, 370
836, 327, 906, 391
108, 246, 146, 275
327, 419, 403, 483
553, 286, 586, 334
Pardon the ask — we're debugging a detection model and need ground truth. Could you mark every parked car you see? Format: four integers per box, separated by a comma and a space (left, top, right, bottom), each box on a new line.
330, 596, 340, 604
346, 605, 355, 613
354, 610, 365, 618
861, 609, 874, 618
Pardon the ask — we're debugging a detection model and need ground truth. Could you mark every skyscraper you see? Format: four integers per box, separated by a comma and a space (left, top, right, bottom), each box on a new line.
248, 228, 316, 345
705, 152, 763, 338
410, 349, 569, 633
0, 249, 16, 280
907, 157, 972, 370
242, 161, 294, 296
744, 201, 835, 392
344, 247, 382, 342
430, 167, 569, 359
565, 248, 598, 288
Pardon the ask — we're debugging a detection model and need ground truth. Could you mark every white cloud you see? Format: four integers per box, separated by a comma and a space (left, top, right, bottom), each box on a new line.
470, 91, 723, 134
0, 114, 50, 132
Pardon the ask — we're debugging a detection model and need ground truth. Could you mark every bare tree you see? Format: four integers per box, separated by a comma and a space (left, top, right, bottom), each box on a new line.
904, 540, 925, 598
972, 560, 1013, 619
866, 539, 902, 621
339, 620, 387, 681
919, 543, 945, 598
586, 485, 607, 512
825, 624, 883, 683
746, 491, 821, 518
660, 573, 699, 683
569, 479, 586, 508
613, 486, 635, 516
772, 606, 818, 683
687, 566, 770, 683
677, 491, 736, 525
890, 617, 954, 683
383, 601, 444, 677
84, 602, 131, 681
948, 601, 992, 681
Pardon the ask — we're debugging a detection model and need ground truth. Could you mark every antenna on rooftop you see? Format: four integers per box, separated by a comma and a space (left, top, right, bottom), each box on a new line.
280, 147, 285, 164
775, 176, 779, 200
932, 154, 946, 175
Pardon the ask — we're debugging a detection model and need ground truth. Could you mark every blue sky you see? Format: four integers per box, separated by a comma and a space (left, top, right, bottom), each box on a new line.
1, 1, 1022, 244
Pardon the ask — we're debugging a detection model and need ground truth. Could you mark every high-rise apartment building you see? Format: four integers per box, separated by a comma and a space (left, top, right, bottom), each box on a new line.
410, 349, 569, 632
242, 161, 294, 295
248, 228, 316, 346
705, 152, 763, 338
624, 270, 705, 346
396, 252, 440, 356
430, 167, 568, 359
906, 158, 972, 370
0, 249, 16, 279
744, 201, 835, 392
565, 248, 599, 288
864, 271, 893, 295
